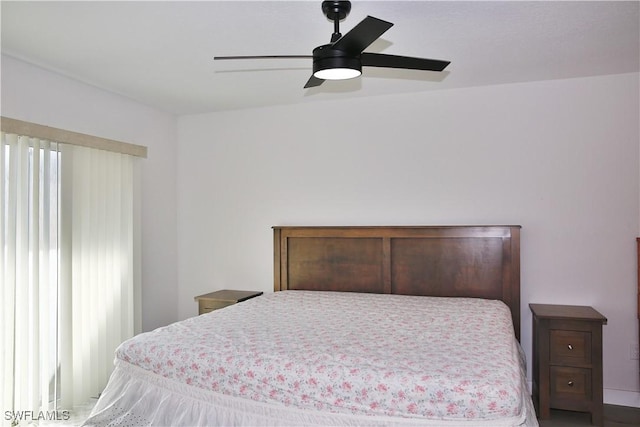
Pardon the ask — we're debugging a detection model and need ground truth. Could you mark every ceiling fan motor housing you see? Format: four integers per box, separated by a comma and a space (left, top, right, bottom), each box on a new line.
312, 44, 361, 78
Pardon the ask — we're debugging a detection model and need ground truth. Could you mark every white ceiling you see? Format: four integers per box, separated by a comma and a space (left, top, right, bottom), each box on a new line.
2, 1, 638, 115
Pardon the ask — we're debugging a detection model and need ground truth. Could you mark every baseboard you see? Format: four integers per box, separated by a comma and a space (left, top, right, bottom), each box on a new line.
604, 388, 640, 408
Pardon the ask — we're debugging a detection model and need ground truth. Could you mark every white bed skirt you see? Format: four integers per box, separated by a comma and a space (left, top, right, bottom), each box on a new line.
83, 360, 538, 427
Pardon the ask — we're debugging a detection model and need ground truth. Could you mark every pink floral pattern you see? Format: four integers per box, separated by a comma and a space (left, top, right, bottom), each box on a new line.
117, 291, 524, 420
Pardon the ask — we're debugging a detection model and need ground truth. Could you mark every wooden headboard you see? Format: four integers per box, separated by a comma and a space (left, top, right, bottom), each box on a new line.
273, 225, 522, 340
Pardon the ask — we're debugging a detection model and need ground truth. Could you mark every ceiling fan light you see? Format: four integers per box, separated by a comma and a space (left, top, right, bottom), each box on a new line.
312, 50, 362, 81
313, 67, 361, 80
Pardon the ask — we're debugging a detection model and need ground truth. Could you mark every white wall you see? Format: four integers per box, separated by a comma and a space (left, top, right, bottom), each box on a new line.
1, 55, 179, 332
177, 72, 640, 404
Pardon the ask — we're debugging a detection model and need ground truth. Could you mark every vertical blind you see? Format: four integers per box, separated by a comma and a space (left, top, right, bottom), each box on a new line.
1, 133, 60, 416
1, 131, 140, 416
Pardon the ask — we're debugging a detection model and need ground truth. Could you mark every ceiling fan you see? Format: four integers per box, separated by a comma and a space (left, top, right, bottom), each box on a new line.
214, 0, 450, 88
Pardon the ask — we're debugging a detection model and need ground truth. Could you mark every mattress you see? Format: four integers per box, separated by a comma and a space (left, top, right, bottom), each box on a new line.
83, 291, 538, 426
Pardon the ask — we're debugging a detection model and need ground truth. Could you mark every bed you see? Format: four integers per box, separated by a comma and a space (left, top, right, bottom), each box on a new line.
83, 225, 538, 426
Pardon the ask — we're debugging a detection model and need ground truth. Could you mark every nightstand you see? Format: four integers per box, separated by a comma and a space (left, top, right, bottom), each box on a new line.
194, 290, 263, 315
529, 303, 607, 426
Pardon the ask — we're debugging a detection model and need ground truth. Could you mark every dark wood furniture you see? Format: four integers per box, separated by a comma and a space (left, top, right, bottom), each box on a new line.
530, 303, 607, 426
194, 289, 263, 315
273, 225, 522, 340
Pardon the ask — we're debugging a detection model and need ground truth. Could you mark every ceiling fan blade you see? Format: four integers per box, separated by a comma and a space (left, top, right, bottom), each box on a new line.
304, 75, 325, 88
214, 55, 312, 60
331, 16, 393, 55
361, 53, 450, 72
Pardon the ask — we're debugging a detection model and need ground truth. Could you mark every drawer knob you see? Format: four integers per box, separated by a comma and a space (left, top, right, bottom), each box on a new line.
568, 381, 574, 387
567, 344, 573, 350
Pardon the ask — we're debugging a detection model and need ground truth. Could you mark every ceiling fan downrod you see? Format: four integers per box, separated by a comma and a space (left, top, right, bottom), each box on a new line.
322, 0, 351, 42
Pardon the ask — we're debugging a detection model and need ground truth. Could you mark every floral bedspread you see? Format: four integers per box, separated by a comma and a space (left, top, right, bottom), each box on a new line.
117, 291, 524, 421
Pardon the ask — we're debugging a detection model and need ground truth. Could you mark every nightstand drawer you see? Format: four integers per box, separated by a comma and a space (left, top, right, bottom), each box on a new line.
550, 366, 592, 404
550, 330, 591, 365
198, 300, 235, 314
